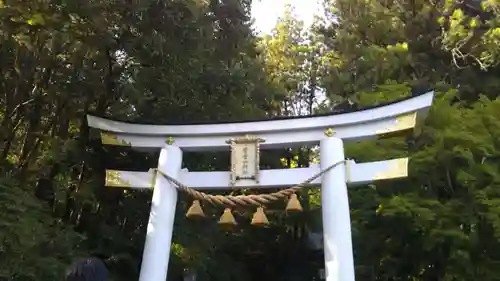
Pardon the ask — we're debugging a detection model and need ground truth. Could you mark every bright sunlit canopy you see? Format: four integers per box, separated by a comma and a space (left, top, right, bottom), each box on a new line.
250, 0, 322, 34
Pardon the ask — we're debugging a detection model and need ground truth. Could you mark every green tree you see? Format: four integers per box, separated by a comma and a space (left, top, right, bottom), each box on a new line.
0, 0, 281, 280
317, 0, 500, 102
312, 0, 500, 279
259, 4, 326, 116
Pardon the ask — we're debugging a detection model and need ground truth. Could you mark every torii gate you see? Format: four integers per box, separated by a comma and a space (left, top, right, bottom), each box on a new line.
87, 91, 434, 281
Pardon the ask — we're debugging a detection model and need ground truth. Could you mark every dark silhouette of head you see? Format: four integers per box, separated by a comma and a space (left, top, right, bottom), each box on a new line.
65, 257, 109, 281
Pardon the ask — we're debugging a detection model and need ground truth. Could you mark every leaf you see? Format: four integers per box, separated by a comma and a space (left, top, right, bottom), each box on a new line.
26, 13, 45, 26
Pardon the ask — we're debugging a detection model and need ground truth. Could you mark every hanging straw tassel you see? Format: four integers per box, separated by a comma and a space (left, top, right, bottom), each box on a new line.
251, 206, 269, 227
286, 193, 303, 213
218, 208, 237, 227
186, 200, 205, 218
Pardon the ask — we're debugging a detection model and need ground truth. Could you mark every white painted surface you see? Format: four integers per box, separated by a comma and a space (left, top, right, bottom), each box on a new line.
94, 115, 410, 150
320, 137, 355, 281
139, 145, 182, 281
347, 158, 408, 185
87, 92, 433, 150
106, 158, 409, 190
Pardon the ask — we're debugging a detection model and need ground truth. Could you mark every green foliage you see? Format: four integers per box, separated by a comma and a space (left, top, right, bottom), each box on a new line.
0, 174, 82, 281
2, 0, 500, 280
0, 0, 282, 280
440, 0, 500, 69
313, 0, 500, 278
259, 4, 326, 116
343, 86, 500, 281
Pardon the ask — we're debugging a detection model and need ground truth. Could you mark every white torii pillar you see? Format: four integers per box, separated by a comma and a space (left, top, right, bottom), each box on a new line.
321, 137, 354, 281
139, 145, 182, 281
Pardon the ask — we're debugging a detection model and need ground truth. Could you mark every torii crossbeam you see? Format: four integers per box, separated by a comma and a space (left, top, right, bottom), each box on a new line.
87, 91, 434, 281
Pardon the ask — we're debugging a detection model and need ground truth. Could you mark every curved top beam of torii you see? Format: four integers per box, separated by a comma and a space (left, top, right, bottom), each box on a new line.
87, 91, 434, 151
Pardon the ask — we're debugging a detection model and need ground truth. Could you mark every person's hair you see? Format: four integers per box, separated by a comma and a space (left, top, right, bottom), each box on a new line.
65, 257, 109, 281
